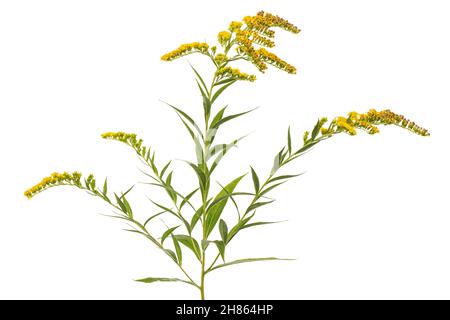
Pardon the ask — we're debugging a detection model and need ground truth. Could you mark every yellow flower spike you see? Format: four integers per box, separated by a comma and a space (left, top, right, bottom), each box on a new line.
161, 42, 209, 61
256, 11, 301, 34
329, 109, 429, 136
217, 31, 231, 46
229, 21, 243, 32
101, 131, 146, 152
24, 171, 83, 199
257, 48, 296, 74
247, 31, 275, 48
216, 66, 256, 82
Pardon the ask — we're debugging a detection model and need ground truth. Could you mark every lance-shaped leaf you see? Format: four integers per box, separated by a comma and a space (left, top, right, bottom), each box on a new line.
210, 108, 258, 130
163, 101, 203, 138
215, 240, 226, 262
311, 119, 321, 140
190, 63, 208, 94
204, 175, 245, 238
206, 257, 293, 274
219, 219, 228, 243
161, 225, 180, 245
135, 277, 197, 287
165, 171, 177, 202
209, 106, 228, 129
143, 211, 165, 227
174, 235, 201, 261
268, 173, 303, 184
211, 80, 237, 105
160, 161, 172, 178
163, 249, 178, 263
241, 220, 286, 230
172, 235, 183, 265
287, 126, 292, 154
186, 162, 209, 199
259, 182, 285, 198
250, 167, 260, 194
180, 188, 198, 210
190, 205, 203, 231
245, 200, 275, 214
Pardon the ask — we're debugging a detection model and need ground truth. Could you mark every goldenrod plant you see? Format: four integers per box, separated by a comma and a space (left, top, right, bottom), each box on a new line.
25, 11, 429, 299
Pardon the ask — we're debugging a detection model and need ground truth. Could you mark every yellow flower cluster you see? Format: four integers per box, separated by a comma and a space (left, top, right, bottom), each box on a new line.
257, 48, 296, 74
321, 109, 430, 137
161, 42, 209, 61
216, 67, 256, 82
214, 53, 227, 64
237, 30, 275, 49
333, 116, 357, 135
234, 12, 298, 74
229, 21, 243, 32
235, 32, 268, 72
243, 11, 300, 37
217, 31, 231, 45
255, 11, 301, 34
24, 171, 82, 199
358, 109, 430, 136
101, 131, 144, 151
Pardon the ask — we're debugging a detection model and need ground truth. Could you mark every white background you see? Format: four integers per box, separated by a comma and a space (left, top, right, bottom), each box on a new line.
1, 0, 449, 300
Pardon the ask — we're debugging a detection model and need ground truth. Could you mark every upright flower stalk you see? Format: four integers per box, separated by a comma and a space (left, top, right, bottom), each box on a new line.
25, 11, 429, 300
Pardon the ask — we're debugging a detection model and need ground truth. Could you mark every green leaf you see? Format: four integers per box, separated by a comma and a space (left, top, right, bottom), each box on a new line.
115, 193, 127, 213
197, 79, 211, 118
186, 162, 208, 198
161, 226, 179, 245
209, 106, 228, 130
206, 257, 293, 273
219, 219, 228, 243
246, 200, 275, 214
215, 240, 226, 262
204, 175, 245, 238
120, 185, 135, 199
190, 63, 208, 94
211, 108, 257, 129
311, 119, 321, 140
178, 116, 195, 140
135, 277, 195, 287
241, 220, 285, 230
163, 101, 203, 137
143, 211, 165, 227
180, 188, 198, 210
174, 235, 201, 261
190, 206, 203, 231
270, 147, 285, 175
259, 182, 286, 197
160, 161, 172, 178
102, 178, 108, 195
122, 196, 133, 218
268, 173, 303, 184
287, 126, 292, 154
214, 77, 237, 86
227, 213, 254, 243
163, 249, 178, 263
294, 139, 320, 155
165, 171, 177, 202
211, 80, 237, 105
172, 236, 183, 265
250, 166, 260, 194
